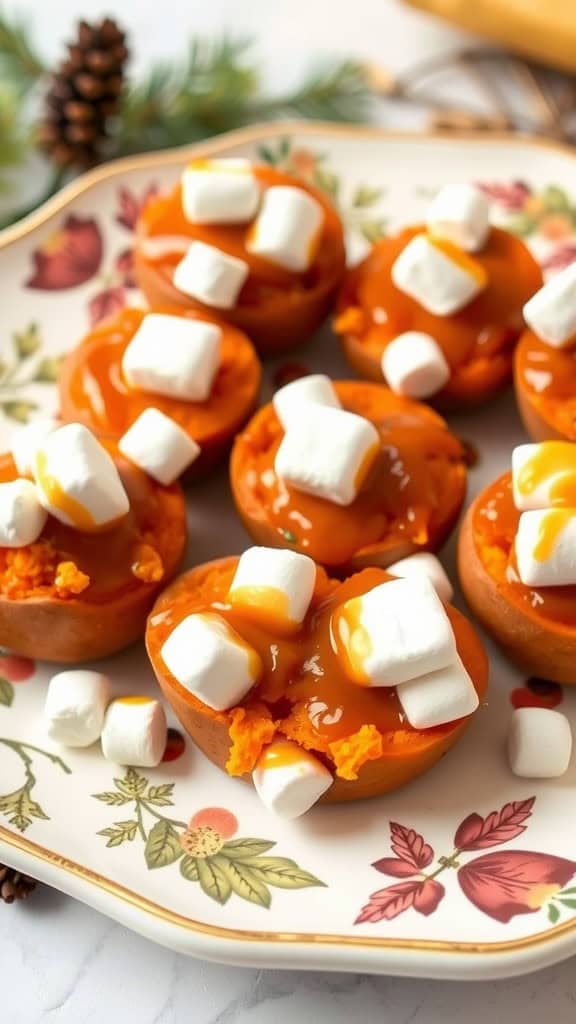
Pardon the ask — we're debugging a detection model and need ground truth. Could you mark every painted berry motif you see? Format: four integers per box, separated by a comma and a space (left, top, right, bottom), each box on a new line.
0, 654, 35, 708
356, 797, 576, 927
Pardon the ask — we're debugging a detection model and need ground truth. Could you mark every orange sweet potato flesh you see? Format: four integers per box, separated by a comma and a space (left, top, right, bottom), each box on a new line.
133, 165, 346, 356
514, 329, 576, 442
146, 557, 488, 803
0, 449, 186, 662
230, 380, 467, 573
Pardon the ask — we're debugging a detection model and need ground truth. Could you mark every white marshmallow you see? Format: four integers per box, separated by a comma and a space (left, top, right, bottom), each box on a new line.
386, 552, 454, 603
44, 670, 110, 748
515, 508, 576, 587
391, 233, 487, 316
508, 707, 573, 779
10, 418, 59, 477
426, 184, 490, 253
122, 313, 221, 402
101, 697, 167, 767
274, 404, 379, 507
334, 576, 456, 687
173, 241, 249, 310
512, 442, 576, 512
228, 547, 316, 632
252, 740, 333, 819
381, 331, 450, 399
0, 479, 47, 548
182, 158, 260, 224
119, 408, 200, 485
33, 424, 129, 531
273, 374, 341, 430
247, 186, 324, 272
523, 262, 576, 348
396, 655, 479, 729
161, 612, 262, 711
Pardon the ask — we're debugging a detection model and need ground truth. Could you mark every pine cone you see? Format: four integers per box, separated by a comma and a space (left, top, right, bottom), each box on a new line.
0, 862, 37, 903
38, 18, 129, 169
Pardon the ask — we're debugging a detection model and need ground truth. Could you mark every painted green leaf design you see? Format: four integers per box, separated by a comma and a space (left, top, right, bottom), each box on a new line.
1, 401, 37, 424
222, 838, 276, 859
13, 323, 40, 359
542, 185, 570, 212
359, 219, 387, 243
213, 855, 271, 908
352, 185, 382, 209
97, 819, 138, 847
508, 213, 537, 238
313, 167, 339, 202
115, 767, 148, 798
559, 898, 576, 910
145, 783, 175, 807
0, 677, 14, 707
239, 855, 326, 890
560, 887, 576, 895
180, 855, 199, 881
258, 143, 276, 165
0, 785, 49, 832
548, 903, 561, 924
92, 790, 132, 806
197, 856, 232, 904
145, 819, 183, 869
33, 356, 63, 383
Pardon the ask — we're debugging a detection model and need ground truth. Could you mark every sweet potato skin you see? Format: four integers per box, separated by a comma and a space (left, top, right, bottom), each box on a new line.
514, 367, 570, 442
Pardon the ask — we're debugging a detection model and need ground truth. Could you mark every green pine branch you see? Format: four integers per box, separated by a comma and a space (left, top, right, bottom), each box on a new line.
0, 9, 45, 88
0, 85, 29, 193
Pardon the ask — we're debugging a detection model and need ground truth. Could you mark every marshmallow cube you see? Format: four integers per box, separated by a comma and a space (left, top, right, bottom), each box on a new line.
119, 408, 200, 485
335, 576, 457, 687
381, 331, 450, 399
173, 241, 249, 310
512, 442, 576, 512
122, 313, 222, 402
161, 612, 262, 711
391, 233, 487, 316
228, 547, 316, 632
273, 374, 341, 430
523, 262, 576, 348
101, 697, 167, 767
247, 186, 324, 272
252, 740, 333, 818
182, 158, 260, 224
426, 183, 490, 253
44, 670, 110, 747
387, 552, 454, 603
11, 418, 59, 477
509, 707, 573, 778
33, 424, 129, 531
396, 655, 479, 729
0, 479, 47, 548
274, 404, 379, 507
515, 508, 576, 587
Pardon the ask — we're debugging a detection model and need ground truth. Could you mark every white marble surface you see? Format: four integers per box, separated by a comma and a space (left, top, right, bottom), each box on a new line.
2, 0, 576, 1019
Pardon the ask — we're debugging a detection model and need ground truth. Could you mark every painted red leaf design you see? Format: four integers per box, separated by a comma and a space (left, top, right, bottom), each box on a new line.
26, 216, 103, 289
414, 879, 445, 916
116, 184, 159, 231
454, 798, 535, 851
389, 822, 434, 869
458, 850, 576, 923
372, 857, 419, 878
115, 247, 136, 288
355, 880, 421, 924
88, 285, 127, 326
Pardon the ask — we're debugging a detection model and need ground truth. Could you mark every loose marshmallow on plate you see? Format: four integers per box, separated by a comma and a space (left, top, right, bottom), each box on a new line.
252, 740, 333, 819
515, 508, 576, 587
523, 262, 576, 348
273, 374, 341, 430
101, 697, 167, 767
391, 233, 487, 316
44, 670, 110, 747
122, 313, 221, 402
396, 655, 479, 729
11, 418, 58, 477
247, 186, 324, 272
512, 442, 576, 512
228, 546, 316, 632
381, 331, 450, 399
274, 403, 379, 507
161, 612, 262, 711
426, 183, 490, 253
182, 158, 260, 224
0, 479, 47, 547
33, 423, 129, 531
173, 241, 249, 310
386, 551, 454, 603
119, 408, 200, 485
508, 707, 573, 778
334, 576, 456, 686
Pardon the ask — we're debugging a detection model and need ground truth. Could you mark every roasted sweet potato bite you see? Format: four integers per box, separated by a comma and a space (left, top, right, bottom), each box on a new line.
146, 551, 488, 813
134, 160, 346, 355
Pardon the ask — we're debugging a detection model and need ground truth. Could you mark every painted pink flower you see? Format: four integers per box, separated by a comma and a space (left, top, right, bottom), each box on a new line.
476, 181, 531, 211
458, 851, 576, 923
454, 798, 535, 851
116, 183, 158, 231
542, 243, 576, 272
0, 654, 35, 682
355, 878, 445, 924
88, 285, 127, 326
189, 808, 238, 838
289, 148, 321, 181
26, 216, 103, 290
115, 247, 136, 288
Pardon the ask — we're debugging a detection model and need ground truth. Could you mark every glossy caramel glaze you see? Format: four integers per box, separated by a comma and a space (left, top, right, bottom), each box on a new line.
515, 329, 576, 440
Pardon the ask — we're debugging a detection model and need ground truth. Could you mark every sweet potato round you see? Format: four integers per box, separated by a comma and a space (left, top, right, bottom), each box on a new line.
146, 557, 488, 803
514, 330, 576, 442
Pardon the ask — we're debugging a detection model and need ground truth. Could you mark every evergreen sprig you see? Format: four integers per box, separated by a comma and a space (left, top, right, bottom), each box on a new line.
0, 10, 44, 89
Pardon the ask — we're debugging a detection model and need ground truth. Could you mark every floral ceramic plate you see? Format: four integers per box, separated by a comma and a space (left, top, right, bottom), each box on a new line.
1, 123, 576, 981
